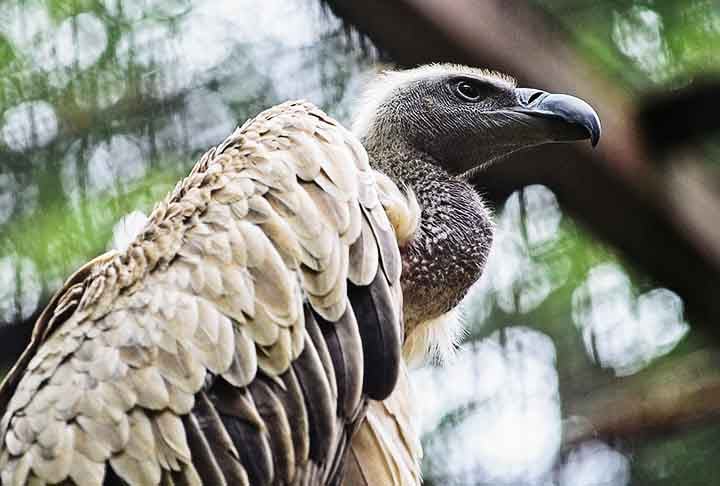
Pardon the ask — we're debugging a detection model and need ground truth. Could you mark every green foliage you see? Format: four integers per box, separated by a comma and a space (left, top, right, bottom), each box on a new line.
537, 0, 720, 89
0, 164, 183, 279
0, 1, 718, 485
0, 0, 370, 309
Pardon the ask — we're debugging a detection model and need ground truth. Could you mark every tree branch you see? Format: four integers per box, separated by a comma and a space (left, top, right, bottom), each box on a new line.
322, 0, 720, 342
563, 349, 720, 448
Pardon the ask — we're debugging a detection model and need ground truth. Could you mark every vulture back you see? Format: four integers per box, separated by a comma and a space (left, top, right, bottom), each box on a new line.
0, 101, 417, 486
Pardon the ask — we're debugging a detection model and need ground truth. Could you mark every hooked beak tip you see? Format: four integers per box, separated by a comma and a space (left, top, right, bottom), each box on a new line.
539, 93, 602, 147
516, 89, 602, 147
590, 124, 601, 148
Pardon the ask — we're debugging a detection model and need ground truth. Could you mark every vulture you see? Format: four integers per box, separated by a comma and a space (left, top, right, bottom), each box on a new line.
0, 64, 600, 486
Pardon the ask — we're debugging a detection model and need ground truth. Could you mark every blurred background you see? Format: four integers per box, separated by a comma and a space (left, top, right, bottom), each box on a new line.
0, 0, 719, 484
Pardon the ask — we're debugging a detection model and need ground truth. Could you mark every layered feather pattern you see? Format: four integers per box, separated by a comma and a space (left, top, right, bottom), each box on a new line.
344, 365, 423, 486
0, 101, 416, 486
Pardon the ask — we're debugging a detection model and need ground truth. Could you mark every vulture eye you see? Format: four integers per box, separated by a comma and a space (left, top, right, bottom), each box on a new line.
455, 80, 483, 101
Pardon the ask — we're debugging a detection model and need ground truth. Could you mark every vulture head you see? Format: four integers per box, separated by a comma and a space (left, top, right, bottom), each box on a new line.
353, 64, 601, 364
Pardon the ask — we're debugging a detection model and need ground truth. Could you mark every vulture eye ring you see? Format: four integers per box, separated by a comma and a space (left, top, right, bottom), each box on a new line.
455, 80, 482, 101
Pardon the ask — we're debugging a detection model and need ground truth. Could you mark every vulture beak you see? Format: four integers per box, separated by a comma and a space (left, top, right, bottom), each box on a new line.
513, 88, 602, 147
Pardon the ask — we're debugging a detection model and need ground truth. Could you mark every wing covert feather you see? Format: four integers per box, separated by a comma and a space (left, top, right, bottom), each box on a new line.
343, 366, 422, 486
0, 101, 414, 486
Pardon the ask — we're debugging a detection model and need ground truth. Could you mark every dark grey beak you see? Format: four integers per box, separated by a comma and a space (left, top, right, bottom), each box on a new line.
515, 88, 602, 147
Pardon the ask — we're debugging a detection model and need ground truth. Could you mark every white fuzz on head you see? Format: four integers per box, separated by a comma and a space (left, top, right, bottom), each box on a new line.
352, 63, 516, 139
402, 306, 467, 368
109, 210, 149, 252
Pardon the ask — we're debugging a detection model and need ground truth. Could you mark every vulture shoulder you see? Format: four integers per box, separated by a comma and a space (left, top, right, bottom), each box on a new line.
0, 101, 418, 486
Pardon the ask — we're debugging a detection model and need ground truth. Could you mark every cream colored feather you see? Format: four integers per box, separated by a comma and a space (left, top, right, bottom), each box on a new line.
0, 100, 414, 486
344, 364, 423, 486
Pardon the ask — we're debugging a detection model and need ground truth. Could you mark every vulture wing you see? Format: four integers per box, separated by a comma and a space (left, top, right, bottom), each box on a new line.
0, 101, 412, 486
344, 366, 423, 486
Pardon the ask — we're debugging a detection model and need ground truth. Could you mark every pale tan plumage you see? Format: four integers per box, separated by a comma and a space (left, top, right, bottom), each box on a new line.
344, 365, 422, 486
0, 62, 602, 486
0, 100, 418, 486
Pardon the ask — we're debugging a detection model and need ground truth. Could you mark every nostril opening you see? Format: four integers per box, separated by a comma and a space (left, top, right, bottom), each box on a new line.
528, 91, 544, 104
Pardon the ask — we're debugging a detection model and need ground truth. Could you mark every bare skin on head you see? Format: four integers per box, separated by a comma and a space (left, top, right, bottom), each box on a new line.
353, 64, 601, 363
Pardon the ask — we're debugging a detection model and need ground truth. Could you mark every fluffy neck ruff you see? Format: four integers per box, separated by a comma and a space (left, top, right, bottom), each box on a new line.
353, 65, 498, 366
365, 145, 493, 366
403, 307, 467, 367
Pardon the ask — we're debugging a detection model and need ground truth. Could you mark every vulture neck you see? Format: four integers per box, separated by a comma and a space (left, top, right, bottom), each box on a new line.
365, 140, 494, 361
